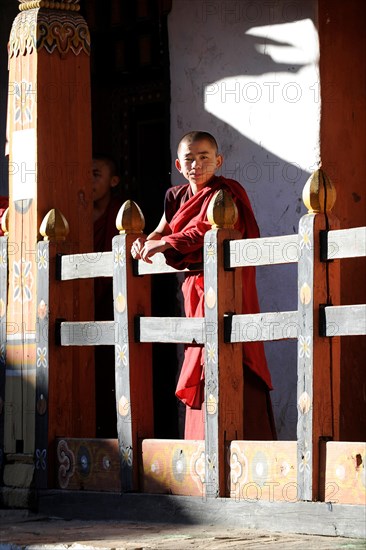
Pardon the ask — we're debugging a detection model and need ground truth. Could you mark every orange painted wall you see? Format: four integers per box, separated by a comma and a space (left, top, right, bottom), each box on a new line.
319, 0, 366, 440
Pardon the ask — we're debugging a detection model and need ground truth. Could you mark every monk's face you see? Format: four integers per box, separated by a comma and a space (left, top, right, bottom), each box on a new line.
175, 139, 223, 190
92, 159, 118, 203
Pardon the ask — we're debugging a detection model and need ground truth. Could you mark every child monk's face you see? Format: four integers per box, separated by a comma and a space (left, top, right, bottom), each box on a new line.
92, 159, 118, 203
175, 138, 223, 190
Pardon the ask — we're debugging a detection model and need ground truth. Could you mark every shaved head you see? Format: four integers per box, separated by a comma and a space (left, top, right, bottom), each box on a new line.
177, 131, 219, 156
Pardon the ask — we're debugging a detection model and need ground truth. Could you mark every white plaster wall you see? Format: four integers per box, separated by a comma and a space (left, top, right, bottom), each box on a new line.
168, 0, 320, 440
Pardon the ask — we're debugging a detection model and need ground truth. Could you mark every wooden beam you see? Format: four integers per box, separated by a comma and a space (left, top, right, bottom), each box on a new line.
323, 305, 366, 336
226, 311, 299, 342
60, 321, 117, 346
59, 252, 113, 280
136, 252, 190, 275
326, 227, 366, 260
227, 234, 299, 268
137, 317, 205, 344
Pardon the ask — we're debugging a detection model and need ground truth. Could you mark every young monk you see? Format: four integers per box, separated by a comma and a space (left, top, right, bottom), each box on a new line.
131, 131, 276, 440
93, 154, 123, 437
93, 155, 122, 253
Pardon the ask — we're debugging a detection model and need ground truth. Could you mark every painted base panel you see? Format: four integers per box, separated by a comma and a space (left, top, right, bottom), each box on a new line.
325, 441, 366, 505
54, 438, 366, 505
141, 439, 205, 496
229, 441, 297, 502
56, 438, 121, 492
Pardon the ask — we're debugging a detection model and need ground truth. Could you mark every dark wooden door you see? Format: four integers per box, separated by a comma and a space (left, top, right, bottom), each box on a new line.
81, 0, 181, 438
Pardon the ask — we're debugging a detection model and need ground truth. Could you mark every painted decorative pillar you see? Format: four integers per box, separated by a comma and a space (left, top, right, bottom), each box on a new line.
5, 0, 94, 465
297, 169, 340, 501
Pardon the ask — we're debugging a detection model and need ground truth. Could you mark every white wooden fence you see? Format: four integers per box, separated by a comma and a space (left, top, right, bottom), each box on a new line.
1, 169, 365, 500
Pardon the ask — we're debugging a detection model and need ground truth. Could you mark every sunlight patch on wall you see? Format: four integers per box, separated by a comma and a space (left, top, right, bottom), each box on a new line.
204, 19, 320, 169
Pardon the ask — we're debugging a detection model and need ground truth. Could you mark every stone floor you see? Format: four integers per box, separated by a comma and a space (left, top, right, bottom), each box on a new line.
0, 511, 365, 550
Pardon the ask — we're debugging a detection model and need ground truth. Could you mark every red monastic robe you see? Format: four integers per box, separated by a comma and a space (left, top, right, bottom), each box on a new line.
0, 196, 9, 236
163, 176, 275, 440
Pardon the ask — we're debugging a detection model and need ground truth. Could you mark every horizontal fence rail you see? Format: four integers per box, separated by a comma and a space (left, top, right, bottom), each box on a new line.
321, 304, 366, 337
137, 317, 205, 344
58, 251, 113, 280
225, 311, 299, 342
57, 227, 366, 278
226, 234, 299, 268
58, 251, 191, 279
60, 321, 117, 346
325, 227, 366, 260
136, 252, 191, 275
59, 310, 303, 347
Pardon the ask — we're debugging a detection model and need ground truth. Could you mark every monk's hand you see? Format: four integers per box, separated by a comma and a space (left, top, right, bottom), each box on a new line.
131, 237, 146, 259
140, 239, 170, 264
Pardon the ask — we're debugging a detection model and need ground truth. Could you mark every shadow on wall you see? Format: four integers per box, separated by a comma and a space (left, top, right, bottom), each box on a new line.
169, 0, 319, 439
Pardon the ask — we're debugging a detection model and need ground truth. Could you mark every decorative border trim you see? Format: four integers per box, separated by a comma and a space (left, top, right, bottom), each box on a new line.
20, 2, 80, 12
9, 9, 90, 58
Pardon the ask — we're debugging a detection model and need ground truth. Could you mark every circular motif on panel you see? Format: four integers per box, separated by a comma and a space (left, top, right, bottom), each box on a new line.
206, 393, 217, 415
230, 442, 248, 485
118, 395, 130, 417
172, 448, 187, 483
298, 391, 311, 415
149, 451, 168, 483
36, 394, 47, 415
251, 451, 268, 487
115, 293, 126, 313
57, 439, 75, 489
77, 445, 91, 477
38, 300, 48, 319
300, 282, 311, 305
190, 446, 205, 490
205, 286, 216, 309
102, 455, 112, 471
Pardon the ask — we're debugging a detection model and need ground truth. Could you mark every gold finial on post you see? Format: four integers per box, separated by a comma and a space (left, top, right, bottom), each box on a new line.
207, 189, 238, 229
302, 168, 337, 214
39, 209, 69, 241
116, 200, 145, 234
1, 207, 9, 236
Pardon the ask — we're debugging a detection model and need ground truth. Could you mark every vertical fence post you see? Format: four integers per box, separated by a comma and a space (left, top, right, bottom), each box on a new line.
34, 209, 70, 488
204, 190, 243, 498
0, 209, 9, 484
113, 201, 153, 491
297, 169, 340, 501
